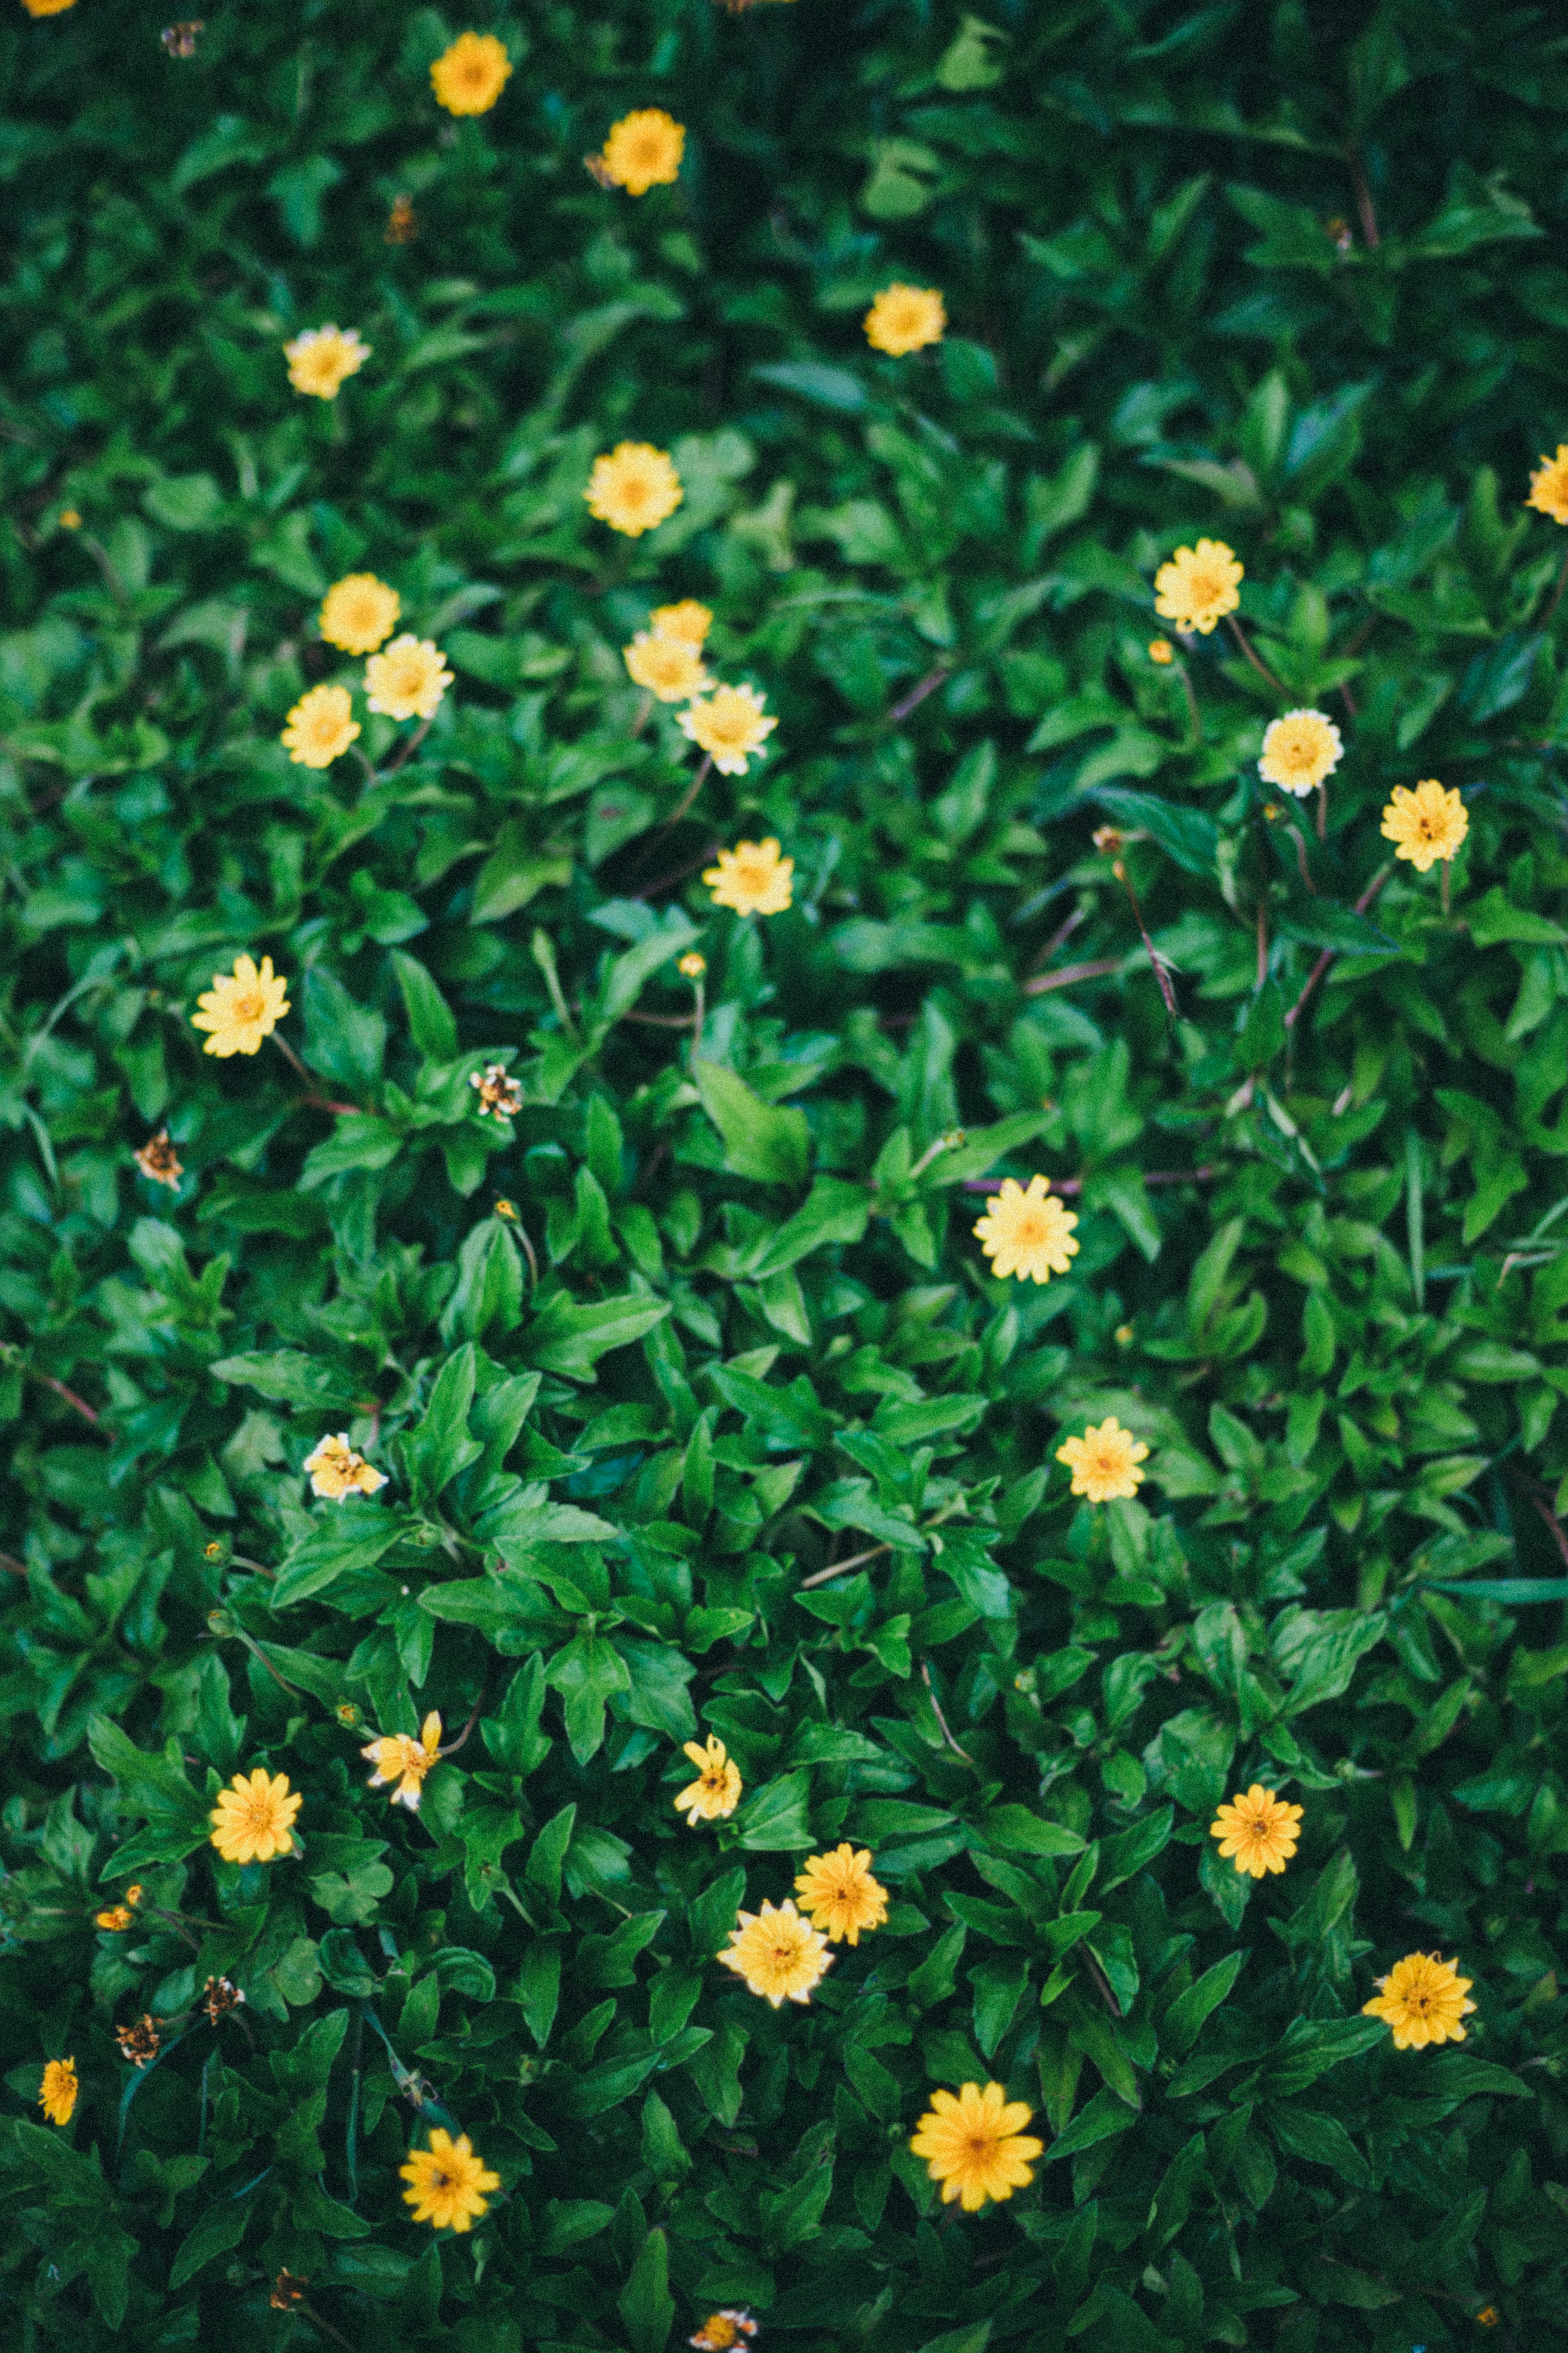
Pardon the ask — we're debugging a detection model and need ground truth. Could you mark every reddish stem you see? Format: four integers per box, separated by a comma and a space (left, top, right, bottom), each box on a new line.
889, 668, 949, 723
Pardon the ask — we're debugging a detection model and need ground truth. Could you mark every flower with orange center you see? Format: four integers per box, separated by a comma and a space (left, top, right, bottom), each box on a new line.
38, 2056, 78, 2123
116, 2015, 162, 2068
1380, 779, 1468, 872
702, 837, 793, 916
909, 2081, 1044, 2211
864, 283, 947, 357
270, 2273, 307, 2312
972, 1174, 1079, 1285
1362, 1951, 1477, 2050
674, 1733, 742, 1821
96, 1904, 136, 1931
1148, 638, 1174, 665
598, 108, 686, 195
400, 2128, 501, 2231
319, 573, 400, 656
203, 1976, 245, 2023
191, 953, 290, 1057
623, 630, 713, 703
284, 324, 370, 401
365, 634, 452, 722
650, 599, 713, 645
793, 1845, 888, 1946
362, 1711, 443, 1811
690, 2313, 757, 2353
430, 30, 512, 116
585, 442, 684, 536
303, 1433, 388, 1500
470, 1063, 523, 1118
1258, 708, 1342, 796
1154, 538, 1243, 635
134, 1130, 183, 1189
209, 1767, 302, 1865
1526, 445, 1568, 525
717, 1898, 833, 2007
1209, 1784, 1303, 1878
281, 682, 361, 769
1056, 1416, 1150, 1503
679, 683, 777, 775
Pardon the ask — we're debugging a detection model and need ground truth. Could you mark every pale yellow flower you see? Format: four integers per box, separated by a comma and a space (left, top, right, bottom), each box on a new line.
585, 442, 684, 536
623, 631, 712, 703
365, 634, 452, 722
702, 838, 793, 917
650, 599, 713, 645
21, 0, 77, 15
909, 2082, 1043, 2211
362, 1712, 443, 1811
864, 283, 947, 357
972, 1174, 1079, 1285
678, 952, 706, 979
303, 1433, 388, 1500
1380, 779, 1468, 872
1363, 1951, 1477, 2050
284, 324, 370, 401
281, 682, 361, 769
430, 30, 512, 116
38, 2057, 78, 2124
319, 573, 400, 655
191, 954, 290, 1057
678, 683, 777, 775
717, 1898, 833, 2006
400, 2129, 501, 2231
1526, 445, 1568, 524
598, 108, 685, 196
1209, 1785, 1303, 1878
1148, 638, 1174, 665
794, 1845, 888, 1946
1056, 1416, 1149, 1503
1258, 709, 1342, 796
1154, 538, 1243, 635
674, 1733, 742, 1821
209, 1768, 301, 1865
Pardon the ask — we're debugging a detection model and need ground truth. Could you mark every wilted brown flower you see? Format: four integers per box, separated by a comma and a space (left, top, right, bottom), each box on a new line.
116, 2015, 161, 2068
270, 2271, 307, 2311
203, 1976, 245, 2024
385, 194, 417, 244
1091, 825, 1125, 856
134, 1130, 183, 1188
160, 19, 204, 54
470, 1063, 523, 1118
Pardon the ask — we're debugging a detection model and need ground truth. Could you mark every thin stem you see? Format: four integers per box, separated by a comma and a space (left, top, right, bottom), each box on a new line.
1441, 856, 1452, 918
889, 667, 949, 724
0, 1552, 26, 1576
1225, 613, 1288, 695
1022, 956, 1122, 998
800, 1542, 891, 1590
632, 842, 721, 904
381, 717, 431, 777
1542, 541, 1568, 629
1116, 862, 1178, 1020
1284, 860, 1394, 1030
1315, 780, 1327, 841
1027, 905, 1085, 973
1345, 147, 1379, 248
920, 1662, 976, 1768
30, 1369, 99, 1425
298, 2300, 361, 2353
437, 1686, 489, 1758
629, 689, 654, 739
1080, 1945, 1123, 2018
1285, 824, 1317, 894
663, 752, 712, 833
271, 1034, 359, 1115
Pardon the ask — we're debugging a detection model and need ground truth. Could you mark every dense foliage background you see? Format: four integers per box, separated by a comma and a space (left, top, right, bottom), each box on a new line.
2, 0, 1568, 2344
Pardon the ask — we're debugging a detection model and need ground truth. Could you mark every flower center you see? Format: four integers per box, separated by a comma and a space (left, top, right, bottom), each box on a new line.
432, 2168, 453, 2189
230, 990, 265, 1023
1014, 1211, 1048, 1245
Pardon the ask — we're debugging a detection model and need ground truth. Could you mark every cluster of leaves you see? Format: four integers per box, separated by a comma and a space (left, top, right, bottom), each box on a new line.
1, 0, 1567, 2346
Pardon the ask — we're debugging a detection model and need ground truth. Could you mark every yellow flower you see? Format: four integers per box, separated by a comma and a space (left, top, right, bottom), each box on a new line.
678, 952, 707, 979
21, 0, 77, 15
283, 324, 370, 401
674, 1733, 742, 1821
1380, 778, 1468, 872
972, 1174, 1079, 1285
702, 838, 793, 917
864, 283, 947, 357
430, 30, 512, 116
793, 1844, 889, 1946
191, 953, 290, 1058
58, 507, 82, 528
1148, 638, 1174, 665
38, 2057, 78, 2123
717, 1898, 833, 2007
1258, 708, 1343, 796
96, 1905, 135, 1931
303, 1433, 388, 1500
690, 2313, 757, 2353
362, 1711, 443, 1811
1209, 1785, 1303, 1878
125, 1884, 144, 1906
679, 683, 777, 776
1362, 1951, 1477, 2050
909, 2081, 1044, 2212
585, 442, 684, 537
650, 599, 713, 645
623, 630, 713, 703
399, 2128, 501, 2232
1056, 1416, 1150, 1503
209, 1767, 302, 1866
319, 573, 400, 655
598, 108, 686, 196
1526, 445, 1568, 524
134, 1130, 183, 1189
1154, 538, 1243, 635
364, 634, 452, 723
281, 682, 361, 769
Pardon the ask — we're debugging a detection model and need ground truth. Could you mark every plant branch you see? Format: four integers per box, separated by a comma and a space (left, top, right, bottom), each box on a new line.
437, 1686, 489, 1758
920, 1662, 975, 1767
30, 1369, 100, 1425
800, 1542, 891, 1590
381, 716, 432, 776
663, 752, 713, 832
889, 668, 949, 723
1225, 613, 1287, 694
1283, 861, 1394, 1030
1022, 956, 1122, 997
1344, 146, 1380, 248
1027, 904, 1085, 972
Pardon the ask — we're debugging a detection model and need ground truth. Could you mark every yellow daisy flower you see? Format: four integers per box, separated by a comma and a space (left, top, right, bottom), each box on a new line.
679, 683, 777, 775
702, 838, 793, 917
717, 1898, 833, 2007
319, 573, 400, 655
1379, 779, 1468, 872
191, 954, 290, 1058
1258, 709, 1342, 796
1153, 538, 1243, 635
623, 630, 713, 703
793, 1844, 888, 1945
430, 30, 512, 116
38, 2057, 78, 2124
972, 1174, 1079, 1285
585, 442, 684, 537
1056, 1416, 1150, 1503
864, 283, 947, 357
1362, 1951, 1477, 2050
650, 599, 713, 645
364, 634, 452, 722
673, 1733, 742, 1821
1209, 1785, 1303, 1878
303, 1433, 388, 1500
598, 108, 686, 196
362, 1712, 443, 1811
399, 2129, 501, 2231
909, 2081, 1043, 2211
281, 682, 361, 769
209, 1767, 302, 1866
1526, 445, 1568, 524
283, 324, 370, 401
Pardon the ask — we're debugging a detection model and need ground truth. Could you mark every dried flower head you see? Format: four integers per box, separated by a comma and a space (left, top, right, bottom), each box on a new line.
203, 1975, 245, 2024
363, 1712, 443, 1811
208, 1768, 301, 1866
400, 2128, 501, 2231
973, 1175, 1080, 1285
1362, 1950, 1477, 2050
1056, 1416, 1150, 1503
793, 1845, 889, 1945
385, 193, 417, 244
623, 630, 713, 703
270, 2272, 307, 2311
1154, 538, 1243, 635
365, 634, 452, 722
1526, 444, 1568, 525
160, 20, 203, 53
650, 599, 713, 645
1476, 2309, 1501, 2329
1210, 1785, 1303, 1878
909, 2081, 1043, 2211
335, 1700, 361, 1726
1092, 825, 1126, 856
1147, 638, 1175, 665
320, 573, 400, 656
116, 2015, 162, 2069
38, 2056, 78, 2124
470, 1062, 523, 1118
674, 1733, 742, 1821
1380, 779, 1468, 872
585, 442, 684, 536
281, 682, 361, 769
690, 2314, 758, 2352
303, 1433, 388, 1501
284, 324, 370, 401
1258, 708, 1343, 796
191, 954, 290, 1058
679, 683, 777, 775
134, 1130, 183, 1189
717, 1898, 833, 2007
431, 30, 512, 116
864, 283, 947, 357
702, 837, 793, 916
598, 108, 685, 195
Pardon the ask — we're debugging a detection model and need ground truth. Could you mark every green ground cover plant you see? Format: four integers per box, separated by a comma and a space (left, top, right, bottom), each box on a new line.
2, 0, 1568, 2344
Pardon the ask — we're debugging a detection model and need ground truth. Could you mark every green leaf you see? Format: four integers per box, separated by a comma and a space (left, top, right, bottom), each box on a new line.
693, 1061, 810, 1187
522, 1291, 671, 1382
617, 2227, 675, 2353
